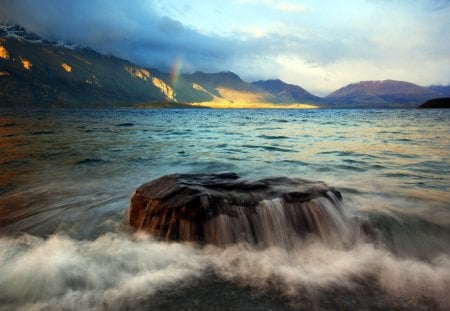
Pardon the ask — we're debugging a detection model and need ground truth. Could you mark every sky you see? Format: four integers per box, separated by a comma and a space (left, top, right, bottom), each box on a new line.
0, 0, 449, 95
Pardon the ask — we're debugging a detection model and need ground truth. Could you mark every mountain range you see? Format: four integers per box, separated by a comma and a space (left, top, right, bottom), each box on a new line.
325, 80, 441, 108
0, 24, 448, 109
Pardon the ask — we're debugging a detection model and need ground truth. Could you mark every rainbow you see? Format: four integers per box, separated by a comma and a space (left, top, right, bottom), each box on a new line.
169, 58, 183, 89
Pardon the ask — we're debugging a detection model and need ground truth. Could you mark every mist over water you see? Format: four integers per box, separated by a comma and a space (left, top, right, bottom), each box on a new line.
0, 109, 449, 309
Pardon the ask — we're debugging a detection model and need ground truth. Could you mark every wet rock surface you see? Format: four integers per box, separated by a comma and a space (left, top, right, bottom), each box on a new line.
129, 173, 355, 246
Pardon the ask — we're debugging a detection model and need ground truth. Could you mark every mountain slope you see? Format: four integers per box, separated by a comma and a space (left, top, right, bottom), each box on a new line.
179, 72, 319, 108
0, 24, 198, 108
0, 24, 318, 109
428, 85, 450, 97
252, 79, 329, 106
325, 80, 440, 108
182, 71, 276, 107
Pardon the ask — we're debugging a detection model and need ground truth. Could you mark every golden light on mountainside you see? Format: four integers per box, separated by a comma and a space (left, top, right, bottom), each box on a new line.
190, 90, 318, 109
190, 87, 319, 109
135, 69, 150, 80
20, 58, 32, 70
152, 77, 175, 100
192, 83, 208, 92
216, 87, 268, 104
0, 45, 9, 59
125, 66, 150, 80
61, 63, 72, 72
192, 101, 318, 109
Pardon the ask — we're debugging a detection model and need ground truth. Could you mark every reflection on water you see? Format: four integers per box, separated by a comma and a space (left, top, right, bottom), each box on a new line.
0, 108, 449, 309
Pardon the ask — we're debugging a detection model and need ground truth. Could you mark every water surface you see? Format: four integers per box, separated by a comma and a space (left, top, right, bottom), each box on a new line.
0, 109, 449, 310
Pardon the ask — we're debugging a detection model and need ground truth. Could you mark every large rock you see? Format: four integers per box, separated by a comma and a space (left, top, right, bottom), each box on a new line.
129, 173, 358, 247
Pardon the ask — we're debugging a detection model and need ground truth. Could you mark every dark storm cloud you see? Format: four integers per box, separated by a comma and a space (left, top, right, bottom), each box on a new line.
0, 0, 396, 74
0, 0, 235, 71
1, 0, 449, 92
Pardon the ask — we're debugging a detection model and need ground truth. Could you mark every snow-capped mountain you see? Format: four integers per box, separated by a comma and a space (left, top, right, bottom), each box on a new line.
0, 23, 85, 50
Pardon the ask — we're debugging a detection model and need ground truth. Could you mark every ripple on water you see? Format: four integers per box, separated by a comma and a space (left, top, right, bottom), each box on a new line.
318, 151, 357, 157
382, 172, 429, 180
127, 156, 152, 164
242, 144, 293, 153
382, 151, 417, 159
225, 148, 248, 154
115, 123, 134, 127
335, 164, 367, 172
262, 146, 294, 153
281, 160, 309, 166
1, 122, 16, 127
396, 138, 413, 142
75, 158, 110, 166
257, 135, 289, 140
254, 127, 283, 130
318, 151, 381, 160
29, 131, 56, 135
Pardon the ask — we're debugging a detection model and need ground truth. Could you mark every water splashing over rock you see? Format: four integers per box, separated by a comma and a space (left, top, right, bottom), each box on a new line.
129, 173, 366, 247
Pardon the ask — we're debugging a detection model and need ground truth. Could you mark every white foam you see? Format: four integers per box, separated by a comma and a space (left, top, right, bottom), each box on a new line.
206, 241, 450, 303
0, 233, 207, 310
0, 233, 449, 310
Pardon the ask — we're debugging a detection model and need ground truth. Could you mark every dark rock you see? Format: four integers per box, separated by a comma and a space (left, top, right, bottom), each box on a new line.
129, 173, 356, 247
418, 97, 450, 109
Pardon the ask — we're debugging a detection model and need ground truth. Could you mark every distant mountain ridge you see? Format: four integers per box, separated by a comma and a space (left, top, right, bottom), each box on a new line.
181, 71, 277, 108
325, 80, 440, 108
0, 23, 446, 109
185, 71, 259, 94
252, 79, 329, 106
0, 23, 323, 108
428, 85, 450, 97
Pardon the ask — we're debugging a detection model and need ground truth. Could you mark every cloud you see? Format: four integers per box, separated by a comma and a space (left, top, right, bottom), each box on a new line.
0, 0, 449, 93
272, 1, 309, 13
0, 0, 235, 72
236, 0, 309, 13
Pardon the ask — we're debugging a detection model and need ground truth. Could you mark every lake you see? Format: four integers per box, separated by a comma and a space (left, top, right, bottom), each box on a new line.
0, 108, 449, 310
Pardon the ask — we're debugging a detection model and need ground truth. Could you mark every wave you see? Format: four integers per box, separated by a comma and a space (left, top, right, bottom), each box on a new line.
0, 233, 204, 310
0, 233, 448, 310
